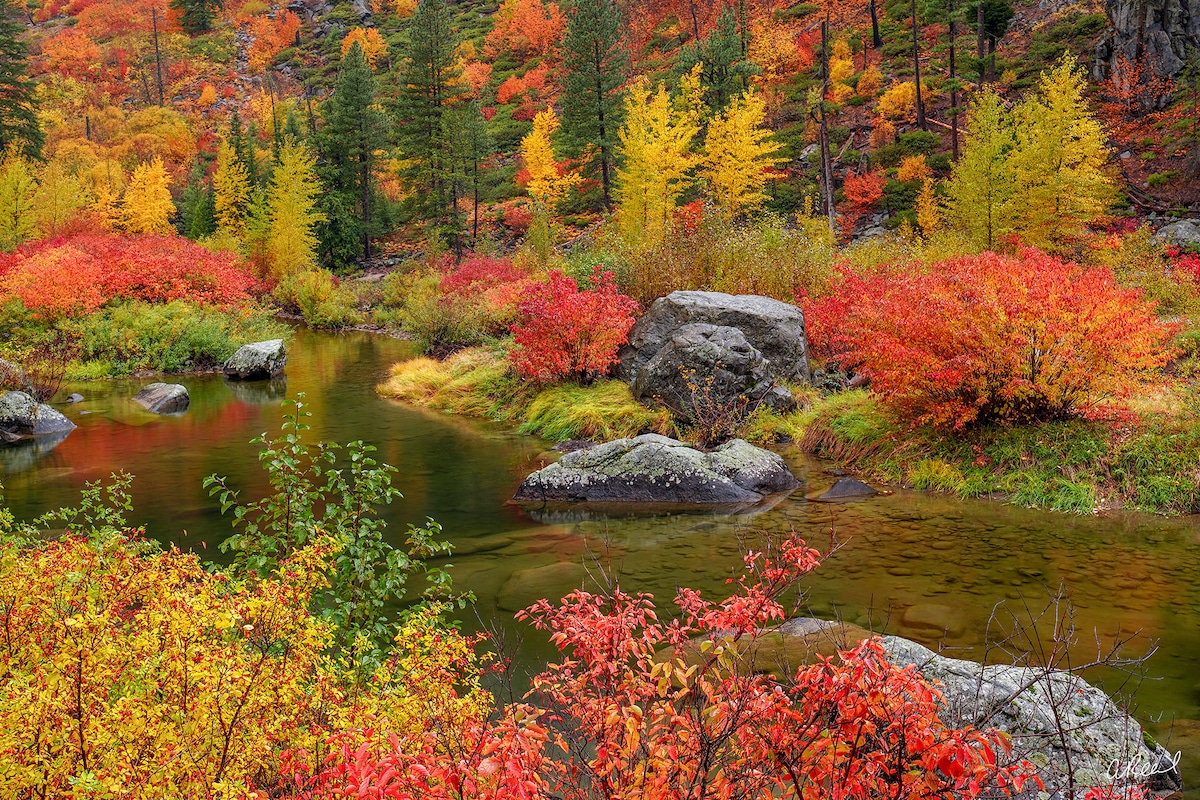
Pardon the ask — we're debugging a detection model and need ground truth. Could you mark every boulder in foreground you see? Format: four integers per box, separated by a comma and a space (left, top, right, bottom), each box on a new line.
513, 434, 800, 506
133, 383, 190, 414
224, 339, 287, 381
0, 391, 76, 442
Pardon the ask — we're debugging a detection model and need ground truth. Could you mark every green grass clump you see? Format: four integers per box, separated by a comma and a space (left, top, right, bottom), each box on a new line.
378, 347, 673, 442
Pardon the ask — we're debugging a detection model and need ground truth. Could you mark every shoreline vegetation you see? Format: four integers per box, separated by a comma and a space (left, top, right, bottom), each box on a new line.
380, 347, 1200, 517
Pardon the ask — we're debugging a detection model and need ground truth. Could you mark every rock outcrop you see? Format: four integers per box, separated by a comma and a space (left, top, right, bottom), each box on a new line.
513, 433, 800, 506
133, 383, 190, 414
224, 340, 287, 381
617, 292, 809, 419
0, 391, 77, 442
1094, 0, 1200, 92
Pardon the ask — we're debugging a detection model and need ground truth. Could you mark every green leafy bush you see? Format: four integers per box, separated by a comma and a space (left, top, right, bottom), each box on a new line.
274, 269, 363, 330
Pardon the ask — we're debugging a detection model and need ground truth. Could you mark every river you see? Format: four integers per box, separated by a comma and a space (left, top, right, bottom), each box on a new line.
4, 328, 1198, 789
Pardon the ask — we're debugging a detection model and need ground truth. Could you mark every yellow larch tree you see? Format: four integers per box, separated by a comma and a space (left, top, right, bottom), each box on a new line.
85, 160, 126, 231
615, 68, 702, 247
1005, 54, 1116, 249
32, 159, 89, 238
699, 89, 783, 216
265, 142, 327, 278
213, 141, 252, 237
0, 151, 37, 251
122, 157, 176, 234
520, 108, 579, 264
946, 87, 1015, 251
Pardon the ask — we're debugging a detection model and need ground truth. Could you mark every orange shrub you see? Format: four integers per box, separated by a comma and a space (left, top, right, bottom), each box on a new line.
804, 250, 1175, 428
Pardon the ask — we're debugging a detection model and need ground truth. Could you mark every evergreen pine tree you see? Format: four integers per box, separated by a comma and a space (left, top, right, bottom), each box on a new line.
677, 9, 758, 111
393, 0, 463, 226
315, 41, 386, 266
559, 0, 628, 209
441, 102, 493, 250
169, 0, 223, 34
0, 1, 42, 159
180, 162, 217, 239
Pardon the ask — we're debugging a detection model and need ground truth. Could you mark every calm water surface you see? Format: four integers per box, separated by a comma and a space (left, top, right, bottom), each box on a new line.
6, 328, 1200, 788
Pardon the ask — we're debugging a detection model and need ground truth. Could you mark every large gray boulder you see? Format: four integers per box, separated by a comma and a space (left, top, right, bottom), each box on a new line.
513, 433, 800, 506
1094, 0, 1195, 90
0, 391, 76, 441
224, 340, 287, 381
133, 383, 190, 414
631, 323, 796, 420
880, 636, 1183, 799
1153, 219, 1200, 248
619, 291, 810, 386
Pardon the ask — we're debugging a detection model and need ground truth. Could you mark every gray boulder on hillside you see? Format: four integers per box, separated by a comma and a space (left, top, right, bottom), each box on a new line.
224, 340, 287, 381
619, 291, 810, 385
1153, 219, 1200, 248
631, 323, 797, 420
133, 383, 190, 414
513, 433, 800, 506
0, 391, 77, 441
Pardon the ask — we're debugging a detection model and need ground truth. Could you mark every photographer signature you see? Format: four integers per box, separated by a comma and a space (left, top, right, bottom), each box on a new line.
1106, 750, 1182, 782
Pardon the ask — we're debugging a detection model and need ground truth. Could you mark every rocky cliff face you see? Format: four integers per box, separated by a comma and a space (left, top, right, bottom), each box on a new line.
1094, 0, 1200, 82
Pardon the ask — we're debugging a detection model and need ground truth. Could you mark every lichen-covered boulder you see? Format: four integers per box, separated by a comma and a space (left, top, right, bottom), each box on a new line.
618, 291, 810, 385
133, 383, 190, 414
1153, 219, 1200, 248
224, 340, 287, 381
0, 391, 76, 441
630, 323, 796, 420
513, 434, 800, 506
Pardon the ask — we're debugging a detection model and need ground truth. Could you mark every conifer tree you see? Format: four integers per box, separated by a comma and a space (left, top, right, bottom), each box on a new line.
213, 140, 252, 236
615, 70, 702, 247
677, 9, 758, 111
266, 141, 325, 277
946, 87, 1014, 250
559, 0, 628, 209
180, 162, 216, 239
700, 89, 782, 216
393, 0, 463, 225
0, 150, 36, 250
441, 102, 493, 249
122, 157, 175, 234
1005, 55, 1114, 248
169, 0, 223, 34
0, 2, 41, 159
315, 41, 385, 266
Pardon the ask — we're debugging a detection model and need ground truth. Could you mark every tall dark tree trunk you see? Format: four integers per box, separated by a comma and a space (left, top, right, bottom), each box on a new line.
869, 0, 883, 47
152, 7, 165, 107
911, 0, 927, 129
361, 156, 371, 259
595, 41, 611, 209
949, 0, 959, 159
818, 20, 835, 233
976, 2, 985, 81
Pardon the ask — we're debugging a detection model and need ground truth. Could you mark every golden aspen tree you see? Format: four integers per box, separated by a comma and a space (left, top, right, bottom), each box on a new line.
1005, 54, 1115, 249
699, 89, 783, 216
213, 141, 252, 237
266, 142, 326, 277
122, 157, 176, 234
31, 159, 89, 238
615, 68, 702, 247
85, 160, 126, 231
0, 150, 37, 251
520, 108, 579, 263
341, 28, 389, 67
946, 87, 1014, 250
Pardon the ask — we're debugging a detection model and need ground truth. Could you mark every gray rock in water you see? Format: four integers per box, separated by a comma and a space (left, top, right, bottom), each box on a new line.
0, 391, 77, 440
811, 477, 877, 501
65, 393, 84, 404
513, 433, 800, 506
133, 383, 189, 414
630, 323, 796, 421
224, 339, 287, 381
618, 291, 810, 386
1153, 219, 1200, 248
880, 636, 1183, 798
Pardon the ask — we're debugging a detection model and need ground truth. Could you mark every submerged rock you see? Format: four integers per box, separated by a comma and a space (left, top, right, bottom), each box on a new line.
133, 383, 190, 414
224, 340, 287, 381
0, 391, 77, 441
513, 433, 800, 507
810, 477, 878, 502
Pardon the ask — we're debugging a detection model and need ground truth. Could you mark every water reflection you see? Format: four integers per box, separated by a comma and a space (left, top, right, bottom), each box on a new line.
2, 327, 1196, 792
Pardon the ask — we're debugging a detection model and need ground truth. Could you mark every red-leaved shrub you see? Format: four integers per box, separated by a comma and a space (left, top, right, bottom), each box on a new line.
804, 250, 1175, 428
0, 233, 256, 320
440, 255, 527, 296
509, 269, 639, 383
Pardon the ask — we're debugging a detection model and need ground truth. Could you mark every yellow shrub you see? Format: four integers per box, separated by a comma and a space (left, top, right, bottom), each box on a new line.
897, 154, 931, 183
198, 83, 218, 107
877, 82, 917, 120
857, 65, 883, 97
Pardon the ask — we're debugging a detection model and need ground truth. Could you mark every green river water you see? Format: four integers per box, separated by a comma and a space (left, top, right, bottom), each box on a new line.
4, 328, 1199, 787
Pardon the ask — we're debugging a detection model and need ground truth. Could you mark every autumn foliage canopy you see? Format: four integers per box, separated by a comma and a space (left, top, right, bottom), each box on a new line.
805, 250, 1175, 428
0, 233, 256, 319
